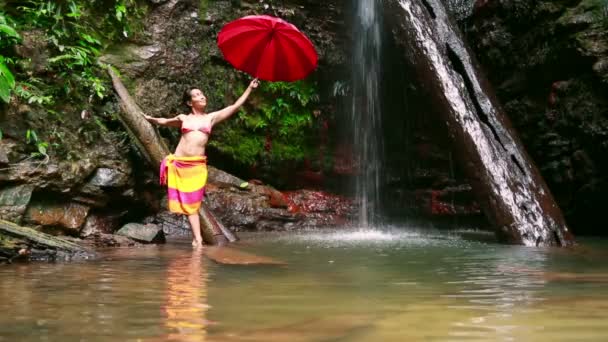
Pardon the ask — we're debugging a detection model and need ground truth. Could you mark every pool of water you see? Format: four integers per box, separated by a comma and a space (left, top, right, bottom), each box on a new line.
1, 226, 608, 341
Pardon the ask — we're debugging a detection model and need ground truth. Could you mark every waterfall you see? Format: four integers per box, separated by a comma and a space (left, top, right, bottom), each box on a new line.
350, 0, 383, 226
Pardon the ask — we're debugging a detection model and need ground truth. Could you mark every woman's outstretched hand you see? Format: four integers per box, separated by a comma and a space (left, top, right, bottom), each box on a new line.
249, 78, 260, 89
143, 114, 156, 123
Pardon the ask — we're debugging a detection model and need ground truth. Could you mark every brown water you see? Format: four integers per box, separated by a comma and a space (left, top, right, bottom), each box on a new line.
1, 227, 608, 341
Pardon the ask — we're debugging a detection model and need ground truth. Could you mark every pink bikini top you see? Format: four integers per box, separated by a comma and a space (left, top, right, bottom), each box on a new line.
181, 124, 212, 135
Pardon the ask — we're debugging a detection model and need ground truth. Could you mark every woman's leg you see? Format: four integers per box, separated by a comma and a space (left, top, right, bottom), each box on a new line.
187, 213, 204, 248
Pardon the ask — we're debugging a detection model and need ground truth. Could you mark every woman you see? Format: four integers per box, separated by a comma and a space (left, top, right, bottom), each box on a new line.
144, 79, 259, 248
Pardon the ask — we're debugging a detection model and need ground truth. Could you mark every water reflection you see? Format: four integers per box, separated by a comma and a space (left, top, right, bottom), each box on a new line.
162, 248, 209, 342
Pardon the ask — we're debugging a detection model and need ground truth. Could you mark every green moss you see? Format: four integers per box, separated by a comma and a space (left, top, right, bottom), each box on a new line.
0, 233, 20, 249
200, 0, 209, 15
208, 80, 321, 169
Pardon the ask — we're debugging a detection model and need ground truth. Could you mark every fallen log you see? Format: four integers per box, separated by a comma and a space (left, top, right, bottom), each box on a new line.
383, 0, 575, 246
108, 67, 236, 245
1, 219, 93, 262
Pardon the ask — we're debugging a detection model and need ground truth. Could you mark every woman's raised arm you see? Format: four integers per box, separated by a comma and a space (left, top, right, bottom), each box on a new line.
211, 79, 259, 125
144, 114, 184, 127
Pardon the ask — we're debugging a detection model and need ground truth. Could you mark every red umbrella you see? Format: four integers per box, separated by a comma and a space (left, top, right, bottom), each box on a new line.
217, 15, 318, 82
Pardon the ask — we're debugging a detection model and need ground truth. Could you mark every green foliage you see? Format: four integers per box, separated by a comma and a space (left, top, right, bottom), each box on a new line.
0, 0, 146, 158
0, 13, 20, 103
25, 129, 49, 158
0, 56, 15, 103
14, 78, 54, 105
12, 0, 144, 101
1, 0, 145, 106
210, 80, 321, 167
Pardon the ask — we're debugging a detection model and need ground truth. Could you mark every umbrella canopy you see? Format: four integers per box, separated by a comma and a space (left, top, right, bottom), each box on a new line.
217, 15, 318, 82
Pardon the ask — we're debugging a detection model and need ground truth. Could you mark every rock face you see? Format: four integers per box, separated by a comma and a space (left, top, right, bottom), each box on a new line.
205, 185, 356, 231
0, 184, 34, 223
461, 0, 608, 234
102, 0, 346, 118
383, 0, 575, 246
0, 99, 145, 236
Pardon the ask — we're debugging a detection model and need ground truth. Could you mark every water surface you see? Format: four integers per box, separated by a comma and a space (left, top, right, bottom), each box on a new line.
1, 227, 607, 341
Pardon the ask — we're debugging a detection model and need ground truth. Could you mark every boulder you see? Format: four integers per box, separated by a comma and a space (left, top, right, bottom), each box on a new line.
24, 200, 90, 235
86, 167, 130, 188
115, 223, 165, 243
80, 212, 123, 238
0, 184, 34, 223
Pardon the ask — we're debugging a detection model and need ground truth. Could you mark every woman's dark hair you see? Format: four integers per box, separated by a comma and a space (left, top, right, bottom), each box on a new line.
182, 87, 198, 107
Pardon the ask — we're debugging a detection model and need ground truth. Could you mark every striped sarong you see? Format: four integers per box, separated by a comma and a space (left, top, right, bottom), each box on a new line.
160, 154, 208, 215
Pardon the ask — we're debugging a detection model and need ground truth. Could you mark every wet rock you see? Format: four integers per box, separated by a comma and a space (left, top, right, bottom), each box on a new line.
0, 146, 8, 165
24, 201, 90, 235
413, 186, 481, 217
100, 43, 162, 76
208, 166, 248, 189
285, 190, 354, 216
80, 212, 123, 238
81, 233, 139, 248
205, 183, 355, 231
0, 184, 34, 223
464, 0, 608, 234
144, 210, 189, 236
206, 186, 270, 230
254, 185, 289, 209
0, 157, 97, 192
115, 223, 165, 243
204, 245, 286, 265
86, 167, 130, 188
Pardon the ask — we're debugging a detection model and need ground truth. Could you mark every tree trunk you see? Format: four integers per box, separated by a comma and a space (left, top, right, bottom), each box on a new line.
383, 0, 575, 246
108, 67, 237, 245
1, 219, 93, 262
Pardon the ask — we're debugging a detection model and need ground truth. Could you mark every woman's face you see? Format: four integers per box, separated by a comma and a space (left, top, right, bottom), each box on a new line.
189, 89, 207, 109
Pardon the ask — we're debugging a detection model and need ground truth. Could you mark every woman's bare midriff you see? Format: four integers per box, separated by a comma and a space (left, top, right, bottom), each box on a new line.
174, 132, 209, 157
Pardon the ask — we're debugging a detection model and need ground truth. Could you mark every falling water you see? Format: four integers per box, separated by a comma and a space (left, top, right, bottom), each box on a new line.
350, 0, 383, 226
